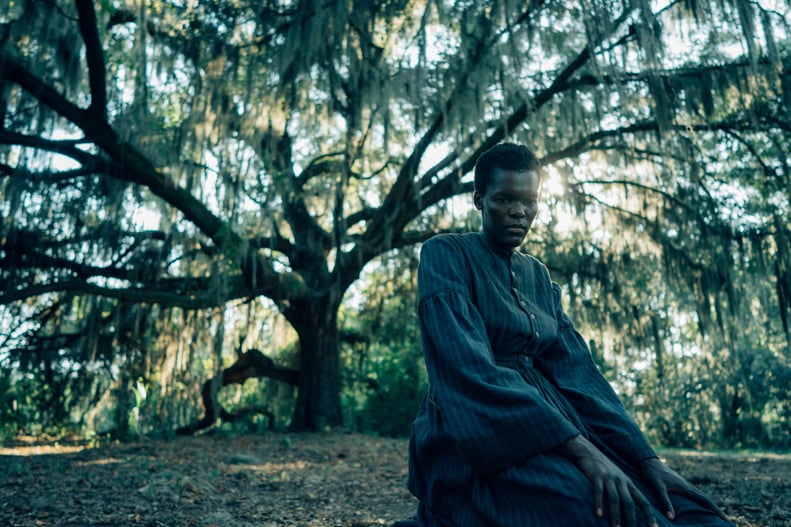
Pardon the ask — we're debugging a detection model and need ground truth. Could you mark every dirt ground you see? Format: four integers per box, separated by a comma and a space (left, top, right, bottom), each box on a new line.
0, 431, 788, 527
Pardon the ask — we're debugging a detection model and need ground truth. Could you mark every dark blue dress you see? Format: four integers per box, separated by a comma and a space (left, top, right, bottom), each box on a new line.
407, 232, 731, 527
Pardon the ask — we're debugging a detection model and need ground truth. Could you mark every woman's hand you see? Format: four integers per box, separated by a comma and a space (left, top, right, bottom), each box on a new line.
559, 435, 658, 527
639, 457, 730, 522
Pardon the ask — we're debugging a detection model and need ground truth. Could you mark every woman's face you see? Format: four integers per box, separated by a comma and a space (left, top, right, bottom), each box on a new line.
474, 168, 540, 251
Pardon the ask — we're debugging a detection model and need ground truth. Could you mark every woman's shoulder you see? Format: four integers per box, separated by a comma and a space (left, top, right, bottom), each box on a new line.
422, 232, 481, 256
513, 249, 546, 267
418, 233, 485, 282
513, 250, 553, 280
425, 231, 479, 246
417, 234, 479, 296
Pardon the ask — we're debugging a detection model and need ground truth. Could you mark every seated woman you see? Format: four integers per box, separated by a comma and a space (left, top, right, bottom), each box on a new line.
405, 143, 733, 527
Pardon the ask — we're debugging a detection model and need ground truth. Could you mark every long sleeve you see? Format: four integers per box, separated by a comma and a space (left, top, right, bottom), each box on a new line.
537, 280, 657, 465
417, 237, 579, 475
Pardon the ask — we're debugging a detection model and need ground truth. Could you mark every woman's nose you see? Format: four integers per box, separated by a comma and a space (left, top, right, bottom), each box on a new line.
509, 204, 526, 217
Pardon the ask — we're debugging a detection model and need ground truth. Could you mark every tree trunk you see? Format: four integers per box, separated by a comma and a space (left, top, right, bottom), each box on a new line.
289, 297, 343, 431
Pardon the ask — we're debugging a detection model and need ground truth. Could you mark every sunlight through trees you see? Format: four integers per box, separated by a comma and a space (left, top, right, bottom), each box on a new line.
1, 0, 789, 444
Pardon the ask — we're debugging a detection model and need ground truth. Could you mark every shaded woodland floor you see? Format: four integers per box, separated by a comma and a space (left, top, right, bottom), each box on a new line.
0, 432, 788, 527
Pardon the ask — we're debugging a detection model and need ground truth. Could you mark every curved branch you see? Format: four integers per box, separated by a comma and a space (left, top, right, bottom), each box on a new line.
0, 53, 224, 247
0, 130, 98, 164
573, 178, 701, 217
540, 117, 767, 166
296, 154, 345, 187
0, 53, 91, 128
175, 349, 298, 435
415, 17, 785, 213
564, 55, 785, 94
417, 111, 782, 222
0, 273, 262, 309
355, 2, 550, 261
75, 0, 106, 116
578, 186, 773, 241
0, 162, 102, 182
1, 237, 187, 290
248, 234, 294, 256
721, 128, 779, 180
1, 52, 311, 306
475, 9, 636, 156
410, 10, 640, 240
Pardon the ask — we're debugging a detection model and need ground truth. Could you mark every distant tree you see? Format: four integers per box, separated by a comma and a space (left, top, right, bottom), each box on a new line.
1, 0, 789, 434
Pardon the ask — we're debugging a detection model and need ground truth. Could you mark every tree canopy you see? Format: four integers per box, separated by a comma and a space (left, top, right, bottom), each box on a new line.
1, 0, 789, 441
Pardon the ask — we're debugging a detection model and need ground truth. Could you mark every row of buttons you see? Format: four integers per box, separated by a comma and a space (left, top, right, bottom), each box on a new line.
511, 268, 541, 339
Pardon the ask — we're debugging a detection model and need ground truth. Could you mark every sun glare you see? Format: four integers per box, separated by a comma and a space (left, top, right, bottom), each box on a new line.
540, 164, 576, 235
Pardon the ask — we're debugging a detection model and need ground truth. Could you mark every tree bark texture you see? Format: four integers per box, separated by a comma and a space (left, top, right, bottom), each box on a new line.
288, 298, 344, 431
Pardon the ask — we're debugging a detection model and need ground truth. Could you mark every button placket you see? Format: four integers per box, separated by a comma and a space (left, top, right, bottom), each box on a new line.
509, 257, 539, 340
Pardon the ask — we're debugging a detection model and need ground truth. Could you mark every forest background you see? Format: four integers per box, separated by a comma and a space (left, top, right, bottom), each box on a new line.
0, 0, 790, 458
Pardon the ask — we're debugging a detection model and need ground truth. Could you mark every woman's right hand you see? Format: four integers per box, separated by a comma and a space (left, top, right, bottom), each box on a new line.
558, 435, 658, 527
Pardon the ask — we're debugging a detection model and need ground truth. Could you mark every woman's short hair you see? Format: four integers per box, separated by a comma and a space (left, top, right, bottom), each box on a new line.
474, 143, 540, 196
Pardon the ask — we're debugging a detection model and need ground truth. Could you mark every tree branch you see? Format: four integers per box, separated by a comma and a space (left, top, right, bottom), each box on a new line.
0, 130, 98, 164
0, 53, 91, 128
0, 161, 103, 183
1, 52, 312, 306
354, 2, 550, 263
413, 10, 640, 236
74, 0, 107, 116
0, 277, 252, 309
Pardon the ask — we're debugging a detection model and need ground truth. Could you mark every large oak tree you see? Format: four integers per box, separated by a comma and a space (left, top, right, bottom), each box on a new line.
1, 0, 789, 432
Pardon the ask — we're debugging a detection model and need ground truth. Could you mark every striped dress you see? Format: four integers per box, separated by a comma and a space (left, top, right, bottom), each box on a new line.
406, 232, 732, 527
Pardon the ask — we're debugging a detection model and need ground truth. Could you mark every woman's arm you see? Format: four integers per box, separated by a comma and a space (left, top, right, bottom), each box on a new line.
537, 281, 657, 466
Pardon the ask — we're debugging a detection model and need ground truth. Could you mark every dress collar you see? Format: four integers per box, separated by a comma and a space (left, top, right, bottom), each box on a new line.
476, 231, 516, 257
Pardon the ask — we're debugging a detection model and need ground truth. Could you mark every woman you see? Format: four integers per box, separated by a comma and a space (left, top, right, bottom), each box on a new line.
406, 143, 732, 527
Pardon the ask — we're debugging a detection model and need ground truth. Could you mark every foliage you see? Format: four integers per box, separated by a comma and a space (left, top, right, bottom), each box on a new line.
0, 0, 789, 442
340, 248, 427, 437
